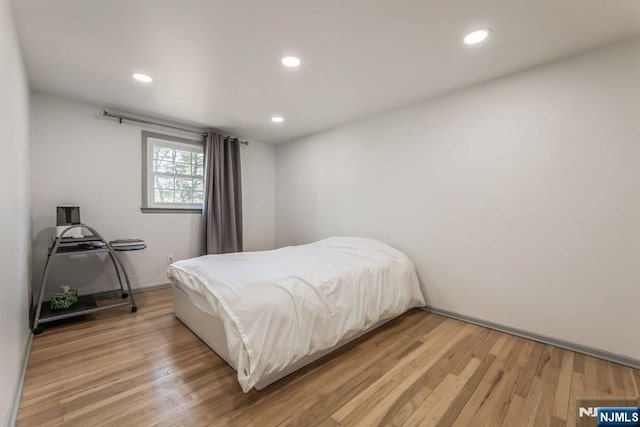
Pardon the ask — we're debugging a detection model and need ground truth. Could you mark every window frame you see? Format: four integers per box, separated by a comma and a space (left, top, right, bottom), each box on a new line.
141, 131, 205, 213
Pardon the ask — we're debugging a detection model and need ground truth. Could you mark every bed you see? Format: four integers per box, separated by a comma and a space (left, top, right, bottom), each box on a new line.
167, 237, 425, 392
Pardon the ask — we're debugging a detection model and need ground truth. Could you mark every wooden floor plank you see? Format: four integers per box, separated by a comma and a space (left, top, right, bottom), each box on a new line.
552, 350, 574, 421
401, 358, 481, 427
434, 354, 497, 427
500, 394, 526, 427
16, 288, 640, 427
566, 371, 584, 426
532, 346, 561, 427
520, 376, 545, 427
621, 367, 639, 399
331, 321, 473, 423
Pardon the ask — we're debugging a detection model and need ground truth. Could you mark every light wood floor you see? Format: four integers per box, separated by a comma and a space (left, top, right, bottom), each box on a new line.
17, 288, 639, 426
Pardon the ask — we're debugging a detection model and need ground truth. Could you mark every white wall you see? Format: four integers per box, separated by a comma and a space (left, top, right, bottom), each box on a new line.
241, 136, 276, 251
31, 92, 275, 298
276, 36, 640, 360
0, 0, 31, 424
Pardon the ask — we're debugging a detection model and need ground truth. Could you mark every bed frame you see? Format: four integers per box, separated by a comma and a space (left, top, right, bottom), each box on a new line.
172, 285, 392, 390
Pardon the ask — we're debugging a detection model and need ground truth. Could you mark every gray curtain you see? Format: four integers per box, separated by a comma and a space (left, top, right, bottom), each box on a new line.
203, 132, 243, 254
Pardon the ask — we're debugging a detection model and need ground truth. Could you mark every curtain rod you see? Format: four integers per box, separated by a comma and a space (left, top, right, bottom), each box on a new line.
102, 110, 249, 145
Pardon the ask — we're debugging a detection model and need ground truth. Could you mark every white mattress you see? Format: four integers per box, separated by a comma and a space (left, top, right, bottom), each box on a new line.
167, 236, 425, 392
176, 281, 216, 317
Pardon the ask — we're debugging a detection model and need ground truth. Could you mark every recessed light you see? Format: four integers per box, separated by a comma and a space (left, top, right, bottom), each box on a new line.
271, 116, 284, 123
132, 72, 153, 83
464, 29, 490, 45
281, 56, 301, 68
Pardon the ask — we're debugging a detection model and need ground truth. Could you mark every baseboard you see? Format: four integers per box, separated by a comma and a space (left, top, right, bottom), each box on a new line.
4, 332, 33, 427
96, 282, 172, 299
133, 282, 172, 293
422, 305, 640, 370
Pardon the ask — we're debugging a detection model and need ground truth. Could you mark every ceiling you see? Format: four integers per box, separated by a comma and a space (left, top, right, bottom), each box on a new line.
12, 0, 640, 143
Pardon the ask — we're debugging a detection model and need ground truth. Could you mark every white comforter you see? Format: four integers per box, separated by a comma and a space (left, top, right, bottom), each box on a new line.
167, 237, 425, 392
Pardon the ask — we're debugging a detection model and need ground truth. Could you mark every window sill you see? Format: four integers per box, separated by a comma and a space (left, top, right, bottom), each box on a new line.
140, 207, 203, 214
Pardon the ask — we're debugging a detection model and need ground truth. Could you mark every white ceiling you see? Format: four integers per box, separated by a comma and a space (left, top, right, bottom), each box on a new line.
12, 0, 640, 143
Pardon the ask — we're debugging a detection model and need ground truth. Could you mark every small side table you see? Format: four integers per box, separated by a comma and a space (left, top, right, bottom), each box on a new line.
33, 224, 143, 335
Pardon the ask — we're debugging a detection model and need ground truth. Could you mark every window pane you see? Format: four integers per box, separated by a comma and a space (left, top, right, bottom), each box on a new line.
175, 178, 193, 191
194, 154, 204, 174
193, 179, 203, 191
175, 150, 192, 164
154, 160, 174, 173
154, 189, 175, 203
154, 176, 174, 189
174, 162, 192, 175
153, 146, 173, 161
193, 191, 203, 203
177, 190, 192, 203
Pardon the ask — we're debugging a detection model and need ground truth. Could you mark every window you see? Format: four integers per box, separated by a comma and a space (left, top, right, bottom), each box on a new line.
141, 131, 204, 213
